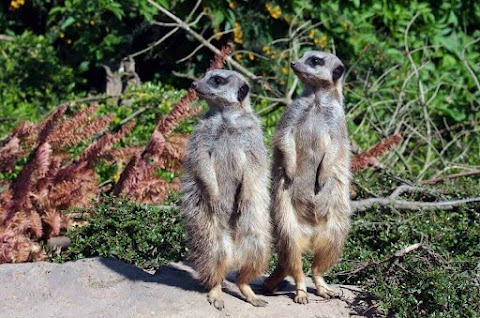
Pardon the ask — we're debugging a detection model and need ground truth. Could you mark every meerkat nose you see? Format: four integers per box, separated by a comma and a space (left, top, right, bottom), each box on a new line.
191, 81, 198, 89
290, 61, 296, 67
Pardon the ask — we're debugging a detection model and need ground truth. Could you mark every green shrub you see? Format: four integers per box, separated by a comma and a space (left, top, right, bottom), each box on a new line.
327, 175, 480, 317
56, 196, 187, 270
0, 32, 76, 135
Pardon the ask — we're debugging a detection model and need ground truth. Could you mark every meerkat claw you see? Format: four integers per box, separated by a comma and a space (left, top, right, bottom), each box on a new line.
294, 290, 309, 304
207, 295, 225, 310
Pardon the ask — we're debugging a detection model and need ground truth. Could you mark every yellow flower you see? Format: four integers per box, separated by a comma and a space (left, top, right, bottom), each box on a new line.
213, 27, 222, 40
262, 45, 270, 53
281, 67, 289, 75
235, 54, 243, 61
90, 20, 95, 26
309, 30, 315, 38
228, 1, 236, 10
265, 3, 282, 19
59, 32, 65, 39
248, 52, 254, 60
9, 0, 25, 10
67, 39, 72, 45
233, 22, 243, 44
318, 34, 328, 48
280, 51, 287, 59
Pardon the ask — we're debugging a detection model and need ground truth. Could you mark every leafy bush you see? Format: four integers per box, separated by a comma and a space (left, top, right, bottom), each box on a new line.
56, 196, 187, 270
327, 174, 480, 317
0, 32, 76, 135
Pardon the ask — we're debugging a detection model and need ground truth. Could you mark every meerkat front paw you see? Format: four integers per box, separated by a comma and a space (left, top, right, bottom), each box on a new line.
294, 289, 309, 304
282, 167, 295, 187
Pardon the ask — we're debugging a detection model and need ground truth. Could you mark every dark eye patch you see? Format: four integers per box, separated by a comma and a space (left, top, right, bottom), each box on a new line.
308, 56, 325, 67
210, 75, 227, 86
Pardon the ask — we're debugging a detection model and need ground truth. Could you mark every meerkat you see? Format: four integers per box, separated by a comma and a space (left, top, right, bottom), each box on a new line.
263, 51, 351, 304
182, 70, 271, 310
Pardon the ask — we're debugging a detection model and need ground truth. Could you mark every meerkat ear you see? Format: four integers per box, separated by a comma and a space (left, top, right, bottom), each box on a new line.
332, 65, 345, 82
237, 83, 250, 102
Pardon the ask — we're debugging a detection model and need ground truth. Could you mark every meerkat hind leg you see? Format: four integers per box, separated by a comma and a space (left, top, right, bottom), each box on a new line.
290, 249, 309, 304
207, 283, 225, 310
237, 267, 268, 307
263, 260, 288, 293
312, 250, 340, 298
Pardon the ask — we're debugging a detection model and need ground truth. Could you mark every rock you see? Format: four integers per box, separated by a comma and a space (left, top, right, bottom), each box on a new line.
0, 258, 374, 317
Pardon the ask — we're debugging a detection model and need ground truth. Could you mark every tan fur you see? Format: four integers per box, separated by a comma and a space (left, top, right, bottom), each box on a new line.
182, 70, 271, 310
264, 51, 351, 303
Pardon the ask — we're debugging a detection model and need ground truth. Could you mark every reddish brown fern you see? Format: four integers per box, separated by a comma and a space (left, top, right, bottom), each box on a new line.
351, 134, 403, 172
0, 105, 135, 264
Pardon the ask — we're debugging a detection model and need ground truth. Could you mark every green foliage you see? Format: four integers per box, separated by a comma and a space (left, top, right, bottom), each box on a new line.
56, 196, 187, 270
45, 0, 159, 66
0, 32, 76, 135
326, 174, 480, 317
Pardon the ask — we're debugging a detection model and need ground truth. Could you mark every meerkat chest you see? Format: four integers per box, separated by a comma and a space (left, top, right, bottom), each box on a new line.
206, 115, 252, 171
296, 105, 334, 151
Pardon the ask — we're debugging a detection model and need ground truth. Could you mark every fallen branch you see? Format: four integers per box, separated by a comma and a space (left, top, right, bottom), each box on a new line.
394, 243, 422, 258
421, 169, 480, 185
351, 184, 480, 212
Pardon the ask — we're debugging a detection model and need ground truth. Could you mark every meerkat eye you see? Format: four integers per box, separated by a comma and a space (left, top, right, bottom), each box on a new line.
212, 76, 226, 86
310, 57, 325, 67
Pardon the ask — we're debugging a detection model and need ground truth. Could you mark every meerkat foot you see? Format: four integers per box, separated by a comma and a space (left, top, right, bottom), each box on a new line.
207, 284, 224, 310
316, 285, 337, 299
238, 283, 268, 307
294, 289, 309, 304
248, 297, 268, 307
313, 275, 337, 299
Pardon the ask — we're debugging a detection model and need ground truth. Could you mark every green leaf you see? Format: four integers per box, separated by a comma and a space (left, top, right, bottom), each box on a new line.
61, 16, 75, 29
78, 61, 90, 72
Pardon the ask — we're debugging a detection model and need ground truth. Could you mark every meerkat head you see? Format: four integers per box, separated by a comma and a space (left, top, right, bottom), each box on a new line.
291, 51, 345, 92
191, 70, 251, 111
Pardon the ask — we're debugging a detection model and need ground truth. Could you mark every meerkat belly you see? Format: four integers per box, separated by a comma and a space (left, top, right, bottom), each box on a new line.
293, 113, 331, 198
210, 132, 247, 203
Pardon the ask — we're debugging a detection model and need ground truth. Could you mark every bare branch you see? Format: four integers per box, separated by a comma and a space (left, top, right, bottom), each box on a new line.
394, 243, 423, 257
0, 34, 13, 41
147, 0, 258, 82
422, 170, 480, 185
352, 185, 480, 213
